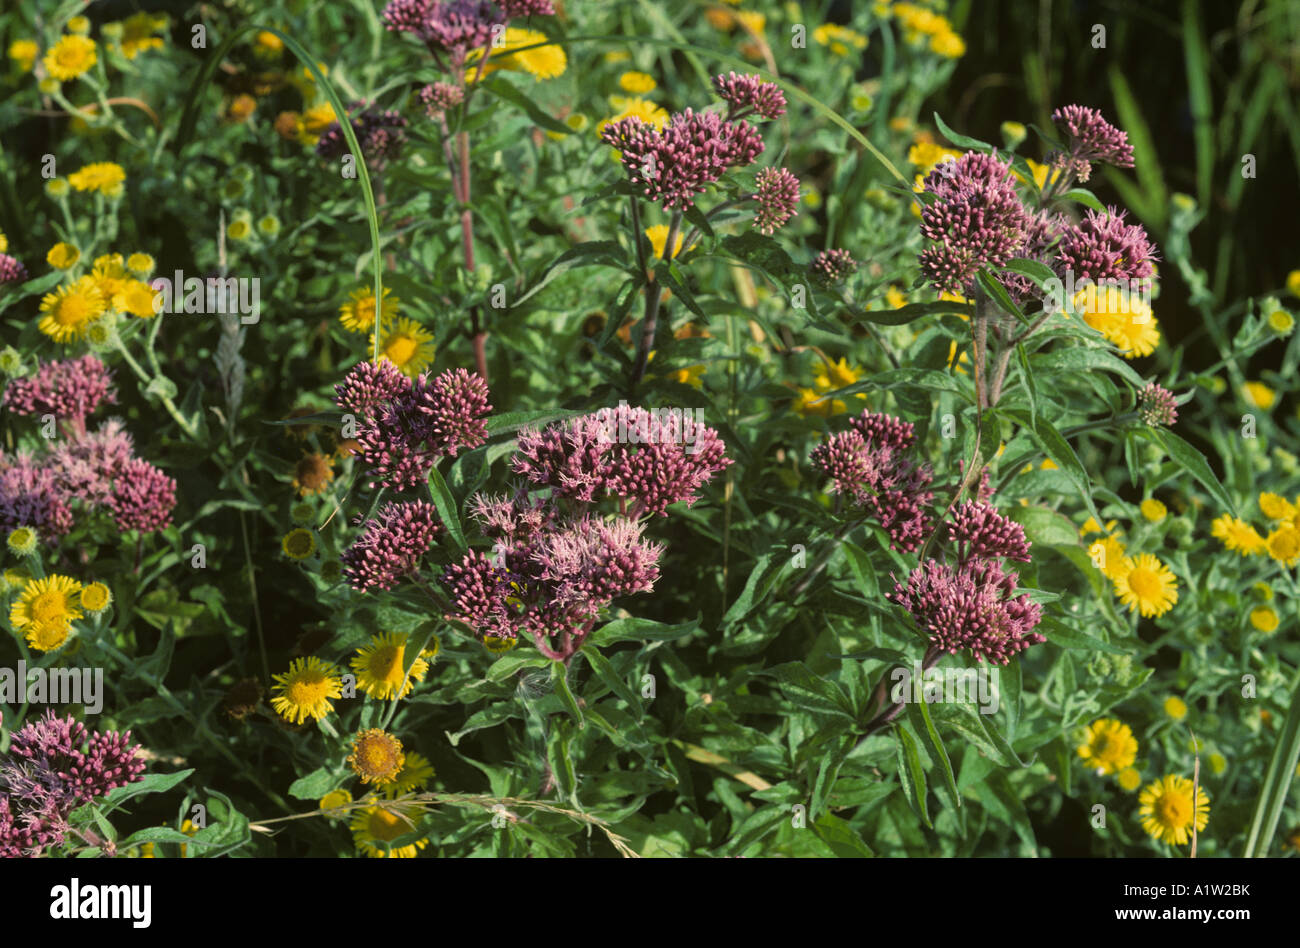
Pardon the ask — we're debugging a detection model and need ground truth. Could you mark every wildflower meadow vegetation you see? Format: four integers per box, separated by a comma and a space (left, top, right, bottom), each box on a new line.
1, 0, 1299, 870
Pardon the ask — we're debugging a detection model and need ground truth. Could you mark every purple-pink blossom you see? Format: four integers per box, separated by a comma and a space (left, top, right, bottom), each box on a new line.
341, 500, 442, 591
3, 355, 116, 434
712, 72, 786, 120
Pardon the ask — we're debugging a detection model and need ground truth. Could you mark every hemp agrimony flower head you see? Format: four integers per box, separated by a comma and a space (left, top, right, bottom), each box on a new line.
1, 710, 146, 857
917, 150, 1032, 294
108, 458, 177, 534
341, 499, 442, 591
337, 363, 490, 490
712, 71, 787, 120
601, 107, 765, 211
1138, 382, 1179, 427
0, 253, 27, 286
513, 405, 732, 518
383, 0, 504, 66
1049, 104, 1135, 183
811, 409, 934, 552
810, 248, 858, 286
753, 167, 801, 235
2, 354, 117, 428
889, 502, 1044, 665
1055, 205, 1158, 285
316, 101, 409, 169
420, 81, 464, 118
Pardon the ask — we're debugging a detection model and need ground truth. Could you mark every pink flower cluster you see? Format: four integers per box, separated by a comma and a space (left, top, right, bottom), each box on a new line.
600, 73, 799, 230
0, 254, 26, 286
811, 409, 934, 553
443, 493, 665, 660
0, 711, 146, 858
441, 404, 730, 659
335, 361, 492, 491
382, 0, 553, 65
3, 354, 116, 435
918, 151, 1031, 294
810, 248, 857, 286
512, 404, 732, 518
341, 499, 443, 591
1050, 104, 1134, 183
914, 106, 1158, 307
889, 502, 1044, 665
316, 101, 409, 168
0, 357, 176, 540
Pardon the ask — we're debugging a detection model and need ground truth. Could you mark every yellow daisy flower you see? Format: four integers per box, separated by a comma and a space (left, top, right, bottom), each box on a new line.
1112, 553, 1178, 617
8, 39, 38, 73
1087, 535, 1128, 580
319, 788, 352, 817
813, 356, 865, 394
43, 35, 97, 81
644, 224, 684, 260
1138, 774, 1209, 846
80, 581, 113, 614
792, 387, 844, 418
46, 243, 80, 270
351, 802, 428, 858
1250, 606, 1279, 634
618, 71, 656, 94
339, 286, 399, 334
269, 656, 343, 724
598, 97, 669, 135
1139, 498, 1167, 522
114, 279, 161, 318
126, 253, 155, 275
1242, 381, 1276, 410
295, 103, 338, 146
350, 631, 429, 701
1210, 515, 1266, 556
1076, 718, 1138, 776
1259, 492, 1297, 521
39, 277, 106, 342
292, 453, 335, 498
68, 162, 127, 198
1117, 767, 1142, 792
467, 28, 566, 82
1163, 696, 1187, 720
379, 317, 436, 378
119, 12, 169, 59
930, 30, 965, 58
281, 528, 316, 560
1265, 524, 1300, 566
1076, 284, 1160, 358
9, 574, 84, 642
348, 728, 405, 786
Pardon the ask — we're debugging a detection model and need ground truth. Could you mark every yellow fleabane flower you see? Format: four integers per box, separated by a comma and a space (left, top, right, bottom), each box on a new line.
1138, 775, 1209, 846
1077, 718, 1137, 776
43, 35, 97, 81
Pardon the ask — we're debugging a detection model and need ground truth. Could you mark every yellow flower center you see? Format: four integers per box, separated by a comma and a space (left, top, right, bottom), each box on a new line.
367, 808, 406, 841
385, 333, 417, 366
30, 591, 67, 625
286, 673, 329, 706
1127, 567, 1161, 599
1156, 793, 1190, 827
56, 296, 92, 325
367, 645, 404, 684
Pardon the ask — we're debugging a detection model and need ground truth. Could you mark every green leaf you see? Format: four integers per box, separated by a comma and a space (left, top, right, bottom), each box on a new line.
1107, 66, 1168, 228
909, 700, 961, 814
1006, 504, 1081, 548
1061, 188, 1106, 213
481, 75, 572, 134
1029, 347, 1146, 387
894, 722, 931, 829
977, 269, 1024, 320
486, 653, 551, 683
1001, 258, 1058, 288
1038, 616, 1128, 655
721, 552, 780, 627
288, 768, 338, 801
933, 111, 992, 152
759, 662, 856, 720
96, 769, 195, 815
551, 661, 585, 728
854, 299, 974, 326
588, 615, 700, 647
514, 240, 628, 306
427, 467, 468, 554
1153, 428, 1237, 516
811, 812, 875, 857
581, 646, 641, 709
1245, 672, 1300, 856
